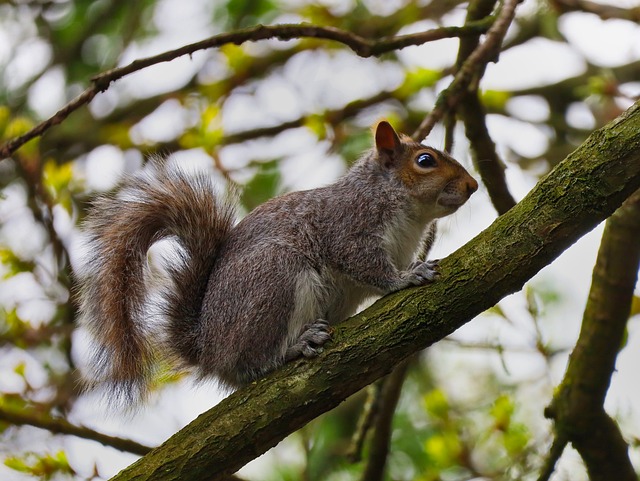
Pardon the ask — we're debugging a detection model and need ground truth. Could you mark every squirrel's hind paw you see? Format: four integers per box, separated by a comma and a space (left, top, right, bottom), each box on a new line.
285, 320, 332, 361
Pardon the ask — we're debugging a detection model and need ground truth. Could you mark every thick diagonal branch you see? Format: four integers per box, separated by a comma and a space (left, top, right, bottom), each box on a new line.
107, 101, 640, 481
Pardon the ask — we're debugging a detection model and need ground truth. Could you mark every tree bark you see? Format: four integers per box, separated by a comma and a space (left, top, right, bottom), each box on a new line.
110, 100, 640, 481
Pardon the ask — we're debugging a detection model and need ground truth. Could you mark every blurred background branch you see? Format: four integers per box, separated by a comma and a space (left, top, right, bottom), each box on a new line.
0, 404, 153, 456
0, 19, 493, 160
543, 188, 640, 481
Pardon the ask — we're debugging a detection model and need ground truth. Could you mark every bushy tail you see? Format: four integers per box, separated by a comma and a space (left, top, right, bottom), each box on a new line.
75, 161, 234, 403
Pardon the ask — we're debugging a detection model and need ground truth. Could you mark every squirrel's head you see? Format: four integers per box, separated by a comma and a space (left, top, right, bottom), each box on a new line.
374, 121, 478, 218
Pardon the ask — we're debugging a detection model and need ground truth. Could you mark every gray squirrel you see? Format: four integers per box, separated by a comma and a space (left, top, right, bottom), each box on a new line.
76, 121, 477, 401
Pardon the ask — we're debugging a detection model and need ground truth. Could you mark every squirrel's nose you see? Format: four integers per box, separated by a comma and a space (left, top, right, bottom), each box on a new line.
465, 177, 479, 197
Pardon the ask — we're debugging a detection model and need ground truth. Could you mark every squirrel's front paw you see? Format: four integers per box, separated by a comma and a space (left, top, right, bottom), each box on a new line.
285, 320, 332, 362
406, 259, 440, 285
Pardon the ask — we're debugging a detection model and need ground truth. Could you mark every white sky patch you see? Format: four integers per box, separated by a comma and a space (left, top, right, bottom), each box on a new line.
566, 101, 597, 130
483, 38, 587, 90
130, 99, 190, 144
4, 37, 52, 91
0, 188, 48, 260
0, 272, 46, 310
506, 95, 550, 123
165, 149, 226, 184
27, 66, 66, 118
284, 50, 404, 110
256, 75, 305, 121
397, 20, 461, 71
0, 28, 11, 66
486, 114, 550, 158
280, 142, 345, 191
153, 0, 215, 41
85, 145, 126, 191
559, 12, 640, 67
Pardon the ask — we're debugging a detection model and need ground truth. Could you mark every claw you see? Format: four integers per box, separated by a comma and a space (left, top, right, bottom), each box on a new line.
285, 320, 333, 361
411, 260, 439, 283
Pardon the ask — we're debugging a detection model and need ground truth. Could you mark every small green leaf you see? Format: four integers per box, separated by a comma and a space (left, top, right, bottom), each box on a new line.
4, 116, 34, 139
304, 114, 327, 140
0, 249, 36, 278
423, 388, 449, 421
503, 423, 530, 456
43, 159, 74, 200
4, 451, 73, 479
399, 68, 441, 98
423, 430, 461, 468
0, 105, 10, 136
619, 326, 629, 352
630, 295, 640, 317
481, 90, 511, 110
4, 117, 39, 158
486, 303, 508, 320
13, 362, 26, 378
103, 123, 134, 149
240, 160, 281, 211
220, 44, 252, 73
490, 394, 514, 432
4, 457, 30, 473
180, 104, 224, 151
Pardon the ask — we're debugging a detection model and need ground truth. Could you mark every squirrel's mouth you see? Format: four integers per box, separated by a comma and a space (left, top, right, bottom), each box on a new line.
437, 194, 467, 209
437, 179, 477, 209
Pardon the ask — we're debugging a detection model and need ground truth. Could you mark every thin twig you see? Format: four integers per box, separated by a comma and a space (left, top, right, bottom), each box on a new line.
536, 435, 568, 481
455, 0, 517, 215
347, 383, 384, 462
413, 0, 522, 141
224, 90, 397, 146
1, 88, 98, 160
0, 19, 493, 161
550, 0, 640, 21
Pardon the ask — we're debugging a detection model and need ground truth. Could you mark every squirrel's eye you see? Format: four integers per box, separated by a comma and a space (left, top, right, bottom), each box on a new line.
415, 152, 436, 168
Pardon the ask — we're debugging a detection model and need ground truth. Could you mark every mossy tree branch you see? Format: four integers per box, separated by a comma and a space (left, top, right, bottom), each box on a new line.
107, 101, 640, 481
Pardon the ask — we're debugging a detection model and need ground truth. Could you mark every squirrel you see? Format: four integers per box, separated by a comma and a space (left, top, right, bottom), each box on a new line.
75, 121, 478, 402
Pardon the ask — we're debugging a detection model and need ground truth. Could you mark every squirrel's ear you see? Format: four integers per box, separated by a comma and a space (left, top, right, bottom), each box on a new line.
375, 121, 401, 154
